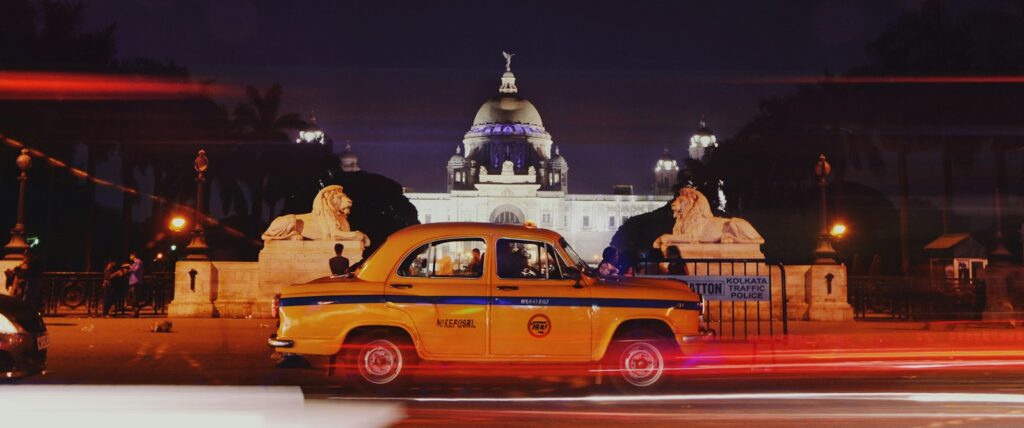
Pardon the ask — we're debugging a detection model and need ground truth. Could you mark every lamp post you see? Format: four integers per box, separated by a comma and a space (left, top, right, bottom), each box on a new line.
4, 149, 32, 260
813, 154, 838, 264
990, 185, 1012, 262
185, 149, 209, 260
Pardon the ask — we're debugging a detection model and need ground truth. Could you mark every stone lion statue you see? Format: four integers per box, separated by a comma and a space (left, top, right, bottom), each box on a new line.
261, 185, 370, 245
654, 187, 763, 247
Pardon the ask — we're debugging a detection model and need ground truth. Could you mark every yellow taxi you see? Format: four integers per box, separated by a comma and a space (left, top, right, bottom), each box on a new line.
269, 223, 702, 392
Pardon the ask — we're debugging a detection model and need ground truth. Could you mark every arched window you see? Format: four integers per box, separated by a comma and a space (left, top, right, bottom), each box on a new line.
494, 211, 521, 224
490, 204, 525, 225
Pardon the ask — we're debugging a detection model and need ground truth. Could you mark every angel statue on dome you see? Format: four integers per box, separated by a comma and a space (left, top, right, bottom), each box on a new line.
502, 51, 515, 72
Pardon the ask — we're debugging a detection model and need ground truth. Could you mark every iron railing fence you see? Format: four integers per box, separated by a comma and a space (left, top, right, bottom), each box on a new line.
848, 275, 983, 321
633, 258, 788, 341
39, 272, 174, 316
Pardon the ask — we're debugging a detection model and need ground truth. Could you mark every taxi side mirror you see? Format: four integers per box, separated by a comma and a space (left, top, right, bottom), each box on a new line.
565, 267, 583, 288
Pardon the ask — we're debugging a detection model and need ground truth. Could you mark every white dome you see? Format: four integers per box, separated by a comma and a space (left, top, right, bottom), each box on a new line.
472, 95, 544, 127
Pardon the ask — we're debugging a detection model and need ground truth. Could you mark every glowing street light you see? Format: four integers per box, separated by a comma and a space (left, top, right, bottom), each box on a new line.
169, 216, 187, 232
830, 223, 847, 239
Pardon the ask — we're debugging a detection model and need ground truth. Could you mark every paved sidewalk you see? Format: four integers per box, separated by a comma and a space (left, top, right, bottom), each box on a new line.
23, 317, 329, 386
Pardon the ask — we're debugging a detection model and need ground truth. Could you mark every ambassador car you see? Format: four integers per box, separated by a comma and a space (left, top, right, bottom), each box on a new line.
269, 223, 702, 392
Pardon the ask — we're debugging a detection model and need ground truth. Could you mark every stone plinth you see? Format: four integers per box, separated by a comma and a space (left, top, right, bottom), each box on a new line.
257, 239, 364, 302
660, 241, 765, 260
805, 264, 854, 321
167, 261, 217, 317
167, 238, 365, 318
981, 263, 1024, 325
781, 265, 810, 321
0, 260, 21, 297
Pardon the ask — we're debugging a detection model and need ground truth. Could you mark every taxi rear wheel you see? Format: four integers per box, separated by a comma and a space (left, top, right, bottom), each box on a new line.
344, 330, 416, 394
605, 331, 677, 393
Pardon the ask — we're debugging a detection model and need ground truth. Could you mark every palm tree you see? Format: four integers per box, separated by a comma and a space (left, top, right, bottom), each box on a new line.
229, 84, 307, 222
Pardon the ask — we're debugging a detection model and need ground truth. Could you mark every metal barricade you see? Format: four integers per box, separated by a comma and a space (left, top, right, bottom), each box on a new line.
39, 272, 175, 316
848, 275, 982, 321
635, 258, 788, 340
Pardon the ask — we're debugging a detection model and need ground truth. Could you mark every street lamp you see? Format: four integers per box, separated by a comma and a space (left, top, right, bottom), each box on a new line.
184, 149, 209, 260
4, 149, 32, 260
813, 154, 838, 264
169, 216, 187, 232
830, 223, 847, 239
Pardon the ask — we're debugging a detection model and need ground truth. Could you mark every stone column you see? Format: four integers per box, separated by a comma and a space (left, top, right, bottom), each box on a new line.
981, 263, 1022, 325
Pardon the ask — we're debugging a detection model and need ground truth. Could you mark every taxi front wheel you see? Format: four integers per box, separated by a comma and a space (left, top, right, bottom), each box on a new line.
344, 330, 416, 394
605, 331, 678, 393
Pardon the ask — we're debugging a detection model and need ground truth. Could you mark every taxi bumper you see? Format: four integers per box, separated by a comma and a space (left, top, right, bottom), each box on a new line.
679, 329, 716, 344
267, 333, 293, 349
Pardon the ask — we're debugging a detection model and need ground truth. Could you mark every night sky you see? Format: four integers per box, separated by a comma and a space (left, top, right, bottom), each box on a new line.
83, 0, 923, 194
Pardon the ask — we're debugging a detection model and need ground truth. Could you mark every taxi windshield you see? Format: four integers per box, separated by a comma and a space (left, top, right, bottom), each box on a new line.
559, 238, 598, 277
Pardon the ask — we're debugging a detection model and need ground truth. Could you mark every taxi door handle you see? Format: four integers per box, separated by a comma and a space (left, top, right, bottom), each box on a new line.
496, 285, 519, 291
390, 284, 413, 289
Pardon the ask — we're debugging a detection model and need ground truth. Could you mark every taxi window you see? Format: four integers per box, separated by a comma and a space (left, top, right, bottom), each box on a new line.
496, 239, 567, 280
397, 239, 486, 279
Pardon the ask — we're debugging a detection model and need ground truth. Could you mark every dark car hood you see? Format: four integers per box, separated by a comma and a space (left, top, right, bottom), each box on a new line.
0, 294, 45, 333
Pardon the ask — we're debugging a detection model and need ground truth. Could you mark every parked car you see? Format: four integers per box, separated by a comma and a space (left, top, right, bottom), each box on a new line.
270, 223, 702, 392
0, 294, 48, 378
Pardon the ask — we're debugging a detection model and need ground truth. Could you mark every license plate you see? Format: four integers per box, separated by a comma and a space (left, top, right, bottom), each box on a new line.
36, 334, 49, 350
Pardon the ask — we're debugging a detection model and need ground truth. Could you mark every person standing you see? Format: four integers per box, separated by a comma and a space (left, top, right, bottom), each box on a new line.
329, 243, 349, 276
127, 251, 144, 317
661, 246, 689, 275
101, 258, 125, 317
4, 265, 23, 299
14, 252, 44, 312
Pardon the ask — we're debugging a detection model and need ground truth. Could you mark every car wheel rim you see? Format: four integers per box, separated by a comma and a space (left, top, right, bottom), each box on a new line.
619, 341, 664, 387
358, 339, 403, 385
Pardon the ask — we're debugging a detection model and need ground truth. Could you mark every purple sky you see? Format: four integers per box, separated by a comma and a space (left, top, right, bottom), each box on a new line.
83, 0, 923, 194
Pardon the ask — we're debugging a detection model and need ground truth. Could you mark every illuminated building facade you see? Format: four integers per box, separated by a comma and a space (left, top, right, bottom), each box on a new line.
401, 59, 673, 259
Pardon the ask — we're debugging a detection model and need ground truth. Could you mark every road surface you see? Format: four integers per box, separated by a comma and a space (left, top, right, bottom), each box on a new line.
13, 317, 1024, 427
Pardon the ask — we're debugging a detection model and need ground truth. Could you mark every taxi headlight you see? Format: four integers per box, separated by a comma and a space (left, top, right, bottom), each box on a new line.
0, 313, 21, 334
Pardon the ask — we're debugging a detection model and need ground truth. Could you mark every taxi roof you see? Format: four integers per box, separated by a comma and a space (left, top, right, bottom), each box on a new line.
355, 222, 568, 282
388, 222, 564, 242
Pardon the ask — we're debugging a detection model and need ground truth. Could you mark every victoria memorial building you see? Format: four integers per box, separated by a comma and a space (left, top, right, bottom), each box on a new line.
394, 58, 705, 260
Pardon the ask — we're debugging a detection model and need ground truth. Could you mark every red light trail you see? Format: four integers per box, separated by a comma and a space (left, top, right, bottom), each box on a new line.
726, 75, 1024, 85
0, 71, 230, 100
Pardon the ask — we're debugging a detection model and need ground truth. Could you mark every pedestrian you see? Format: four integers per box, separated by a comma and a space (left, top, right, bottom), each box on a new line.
329, 243, 349, 276
598, 247, 620, 276
101, 258, 126, 317
661, 246, 689, 275
4, 264, 24, 299
9, 252, 44, 312
617, 250, 637, 277
127, 251, 144, 317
